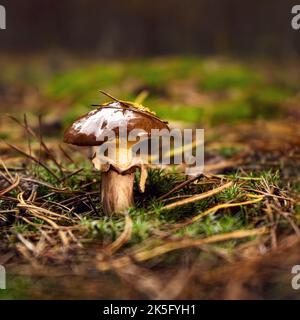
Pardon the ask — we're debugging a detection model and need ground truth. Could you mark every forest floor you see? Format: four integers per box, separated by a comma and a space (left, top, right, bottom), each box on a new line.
0, 55, 299, 299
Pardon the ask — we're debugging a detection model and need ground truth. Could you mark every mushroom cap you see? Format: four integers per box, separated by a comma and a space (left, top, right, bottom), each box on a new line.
63, 101, 169, 146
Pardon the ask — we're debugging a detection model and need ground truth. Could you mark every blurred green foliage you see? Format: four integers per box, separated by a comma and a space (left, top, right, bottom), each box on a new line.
45, 57, 295, 126
0, 56, 296, 127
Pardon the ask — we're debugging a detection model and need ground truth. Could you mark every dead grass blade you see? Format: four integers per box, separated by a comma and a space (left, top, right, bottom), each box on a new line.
265, 202, 278, 249
23, 114, 32, 159
97, 227, 268, 271
17, 192, 72, 222
246, 188, 295, 203
0, 158, 15, 181
176, 194, 265, 227
158, 173, 203, 200
16, 233, 36, 252
105, 214, 133, 254
8, 114, 64, 175
6, 143, 60, 182
204, 160, 243, 173
158, 181, 233, 211
59, 144, 75, 164
0, 174, 20, 196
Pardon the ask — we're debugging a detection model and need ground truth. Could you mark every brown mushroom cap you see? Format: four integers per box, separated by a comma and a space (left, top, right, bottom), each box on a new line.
63, 101, 169, 146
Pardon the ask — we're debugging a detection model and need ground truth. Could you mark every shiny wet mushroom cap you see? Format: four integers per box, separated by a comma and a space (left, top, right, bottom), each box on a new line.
63, 101, 168, 146
63, 100, 169, 215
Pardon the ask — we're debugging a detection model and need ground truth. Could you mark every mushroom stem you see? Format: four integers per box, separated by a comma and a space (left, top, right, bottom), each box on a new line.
101, 169, 135, 214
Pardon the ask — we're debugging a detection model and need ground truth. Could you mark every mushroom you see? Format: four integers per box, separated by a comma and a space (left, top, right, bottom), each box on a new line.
63, 95, 169, 215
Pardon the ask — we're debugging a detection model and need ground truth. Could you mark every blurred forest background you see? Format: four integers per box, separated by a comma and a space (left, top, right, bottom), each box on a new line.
0, 0, 300, 299
0, 0, 299, 57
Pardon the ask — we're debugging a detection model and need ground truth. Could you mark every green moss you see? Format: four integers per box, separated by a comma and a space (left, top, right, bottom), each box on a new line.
217, 146, 244, 158
152, 103, 204, 123
204, 100, 252, 125
200, 64, 260, 91
45, 63, 125, 102
0, 275, 32, 300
